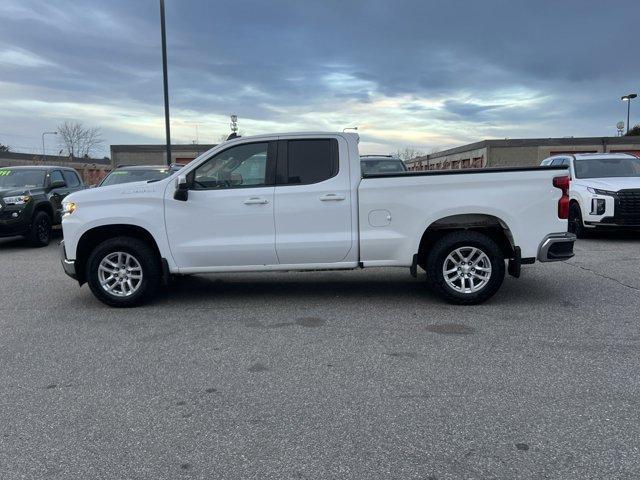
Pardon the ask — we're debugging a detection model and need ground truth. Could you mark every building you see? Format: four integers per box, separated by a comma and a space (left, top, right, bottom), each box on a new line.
406, 136, 640, 171
0, 151, 111, 185
110, 144, 216, 167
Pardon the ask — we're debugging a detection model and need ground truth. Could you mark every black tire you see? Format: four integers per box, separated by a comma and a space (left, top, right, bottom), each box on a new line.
26, 211, 52, 247
568, 202, 586, 238
425, 230, 505, 305
86, 236, 160, 307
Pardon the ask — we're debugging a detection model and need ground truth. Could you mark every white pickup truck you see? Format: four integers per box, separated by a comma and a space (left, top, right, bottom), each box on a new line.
60, 132, 575, 307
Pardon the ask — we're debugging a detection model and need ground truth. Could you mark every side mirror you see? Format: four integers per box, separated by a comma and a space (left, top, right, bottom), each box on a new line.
50, 180, 66, 189
174, 175, 189, 201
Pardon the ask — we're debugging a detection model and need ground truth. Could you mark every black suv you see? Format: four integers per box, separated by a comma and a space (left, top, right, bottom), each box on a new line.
0, 166, 85, 247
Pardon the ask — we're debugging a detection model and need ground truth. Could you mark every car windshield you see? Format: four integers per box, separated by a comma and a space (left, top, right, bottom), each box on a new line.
361, 159, 407, 174
101, 168, 173, 186
0, 169, 47, 189
573, 157, 640, 179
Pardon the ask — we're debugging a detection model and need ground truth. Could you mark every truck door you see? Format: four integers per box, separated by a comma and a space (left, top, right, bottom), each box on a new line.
164, 141, 278, 269
273, 137, 353, 264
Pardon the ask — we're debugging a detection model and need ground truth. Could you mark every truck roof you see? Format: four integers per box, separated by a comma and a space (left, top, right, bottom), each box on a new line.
572, 153, 636, 160
114, 165, 177, 170
0, 165, 78, 171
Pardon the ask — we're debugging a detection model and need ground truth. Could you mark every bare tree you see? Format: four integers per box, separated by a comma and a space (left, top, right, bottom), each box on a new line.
57, 121, 104, 158
0, 143, 10, 152
395, 147, 425, 162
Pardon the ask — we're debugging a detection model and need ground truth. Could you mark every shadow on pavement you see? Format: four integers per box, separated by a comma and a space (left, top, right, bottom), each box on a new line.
0, 230, 62, 250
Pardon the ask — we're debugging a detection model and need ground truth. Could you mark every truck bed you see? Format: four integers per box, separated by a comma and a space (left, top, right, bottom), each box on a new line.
358, 165, 570, 266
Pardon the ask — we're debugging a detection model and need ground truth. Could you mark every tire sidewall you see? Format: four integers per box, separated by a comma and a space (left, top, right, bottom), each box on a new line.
569, 203, 584, 238
86, 237, 159, 307
427, 232, 505, 304
28, 211, 52, 247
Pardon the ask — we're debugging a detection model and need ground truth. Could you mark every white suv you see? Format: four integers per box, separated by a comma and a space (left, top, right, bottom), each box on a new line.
540, 153, 640, 236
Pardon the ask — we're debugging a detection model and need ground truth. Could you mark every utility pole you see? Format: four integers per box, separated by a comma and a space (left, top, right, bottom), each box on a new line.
160, 0, 172, 166
42, 131, 57, 163
621, 93, 637, 135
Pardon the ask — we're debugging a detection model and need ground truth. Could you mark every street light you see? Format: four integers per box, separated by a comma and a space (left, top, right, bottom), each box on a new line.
159, 0, 171, 166
621, 93, 637, 135
42, 131, 57, 163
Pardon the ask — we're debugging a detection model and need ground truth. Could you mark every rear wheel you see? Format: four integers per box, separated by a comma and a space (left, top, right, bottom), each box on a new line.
27, 211, 52, 247
568, 202, 586, 238
425, 231, 505, 305
86, 237, 160, 307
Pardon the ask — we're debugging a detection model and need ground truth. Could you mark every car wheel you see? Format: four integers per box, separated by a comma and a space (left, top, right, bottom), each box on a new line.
568, 203, 585, 238
27, 211, 52, 247
86, 237, 160, 307
426, 230, 505, 305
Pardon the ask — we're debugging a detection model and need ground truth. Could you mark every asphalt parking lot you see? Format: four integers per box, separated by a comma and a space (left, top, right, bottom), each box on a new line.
1, 232, 639, 479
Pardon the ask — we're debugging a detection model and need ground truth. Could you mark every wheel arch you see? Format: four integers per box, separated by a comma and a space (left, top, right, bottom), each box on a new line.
75, 224, 162, 285
417, 213, 515, 269
33, 201, 54, 220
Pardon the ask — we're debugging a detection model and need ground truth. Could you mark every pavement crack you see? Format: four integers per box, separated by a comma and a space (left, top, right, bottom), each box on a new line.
563, 261, 640, 292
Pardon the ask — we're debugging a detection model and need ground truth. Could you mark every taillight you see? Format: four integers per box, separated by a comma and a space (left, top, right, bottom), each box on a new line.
553, 176, 570, 219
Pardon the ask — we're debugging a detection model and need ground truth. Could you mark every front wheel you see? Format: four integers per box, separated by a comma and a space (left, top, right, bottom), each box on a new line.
26, 211, 52, 247
86, 237, 160, 307
425, 231, 505, 305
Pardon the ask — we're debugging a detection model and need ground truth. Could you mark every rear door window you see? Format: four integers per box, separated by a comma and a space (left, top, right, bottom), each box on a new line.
284, 139, 338, 185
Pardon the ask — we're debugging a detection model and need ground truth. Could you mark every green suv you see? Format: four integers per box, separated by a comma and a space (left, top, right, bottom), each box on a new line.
0, 166, 85, 247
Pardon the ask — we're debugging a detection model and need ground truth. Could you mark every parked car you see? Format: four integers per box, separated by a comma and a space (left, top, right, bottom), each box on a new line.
60, 132, 574, 307
0, 165, 84, 247
99, 164, 183, 187
540, 153, 640, 236
360, 155, 407, 174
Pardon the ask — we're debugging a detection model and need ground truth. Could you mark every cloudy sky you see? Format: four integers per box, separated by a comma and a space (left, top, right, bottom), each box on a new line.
0, 0, 638, 157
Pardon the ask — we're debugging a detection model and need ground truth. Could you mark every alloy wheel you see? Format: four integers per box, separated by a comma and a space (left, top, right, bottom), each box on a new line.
442, 246, 492, 294
98, 251, 144, 297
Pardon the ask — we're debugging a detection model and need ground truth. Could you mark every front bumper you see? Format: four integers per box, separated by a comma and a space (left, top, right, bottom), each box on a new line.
537, 232, 576, 262
0, 203, 31, 238
0, 222, 29, 238
585, 218, 640, 229
60, 240, 77, 279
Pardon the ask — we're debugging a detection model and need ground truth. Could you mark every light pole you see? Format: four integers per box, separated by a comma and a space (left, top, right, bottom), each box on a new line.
159, 0, 171, 166
621, 93, 637, 134
42, 131, 57, 163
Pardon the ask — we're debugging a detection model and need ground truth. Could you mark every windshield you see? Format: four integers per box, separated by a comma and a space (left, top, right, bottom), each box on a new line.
101, 168, 172, 186
361, 159, 407, 174
0, 169, 47, 189
574, 157, 640, 179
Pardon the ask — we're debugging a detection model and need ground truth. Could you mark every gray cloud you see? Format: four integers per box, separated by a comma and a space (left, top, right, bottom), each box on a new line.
0, 0, 638, 153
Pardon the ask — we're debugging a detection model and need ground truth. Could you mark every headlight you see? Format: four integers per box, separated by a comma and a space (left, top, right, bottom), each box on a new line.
587, 187, 617, 196
3, 195, 30, 205
62, 201, 77, 215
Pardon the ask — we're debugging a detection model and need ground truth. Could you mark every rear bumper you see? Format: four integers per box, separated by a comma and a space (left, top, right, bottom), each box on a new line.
59, 240, 77, 279
537, 232, 576, 262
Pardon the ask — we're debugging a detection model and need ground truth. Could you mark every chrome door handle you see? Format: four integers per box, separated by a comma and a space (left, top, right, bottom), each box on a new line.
319, 193, 345, 201
243, 197, 269, 205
